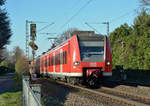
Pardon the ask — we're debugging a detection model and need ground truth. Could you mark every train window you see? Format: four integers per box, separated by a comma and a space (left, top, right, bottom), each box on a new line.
55, 55, 57, 65
51, 56, 52, 66
45, 57, 47, 67
58, 54, 60, 65
55, 54, 57, 65
53, 53, 55, 66
59, 53, 61, 64
63, 52, 64, 64
68, 44, 70, 54
47, 56, 49, 67
56, 54, 59, 65
60, 53, 63, 64
65, 51, 67, 64
49, 55, 50, 66
56, 54, 58, 65
57, 54, 58, 65
78, 36, 104, 62
43, 58, 45, 68
50, 57, 52, 66
51, 56, 53, 66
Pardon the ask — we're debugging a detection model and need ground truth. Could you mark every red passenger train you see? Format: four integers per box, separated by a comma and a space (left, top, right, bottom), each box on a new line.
32, 31, 112, 87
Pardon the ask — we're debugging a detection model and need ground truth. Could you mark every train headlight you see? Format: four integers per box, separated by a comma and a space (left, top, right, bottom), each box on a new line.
106, 61, 110, 65
74, 61, 80, 66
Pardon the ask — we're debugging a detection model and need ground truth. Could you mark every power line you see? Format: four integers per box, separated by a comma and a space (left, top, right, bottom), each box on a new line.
47, 37, 57, 39
85, 10, 135, 35
110, 10, 135, 23
59, 0, 94, 31
39, 33, 57, 35
88, 10, 135, 24
27, 21, 48, 24
37, 22, 54, 33
85, 22, 100, 34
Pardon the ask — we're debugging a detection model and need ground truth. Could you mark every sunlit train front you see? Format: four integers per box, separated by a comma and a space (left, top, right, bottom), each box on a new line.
34, 31, 112, 87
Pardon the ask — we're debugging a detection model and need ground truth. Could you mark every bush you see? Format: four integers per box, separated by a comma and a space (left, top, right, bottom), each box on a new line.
15, 55, 29, 75
0, 61, 8, 67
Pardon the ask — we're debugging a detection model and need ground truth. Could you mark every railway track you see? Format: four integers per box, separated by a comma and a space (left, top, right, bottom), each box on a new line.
104, 80, 150, 87
53, 80, 149, 106
98, 87, 150, 105
32, 77, 150, 106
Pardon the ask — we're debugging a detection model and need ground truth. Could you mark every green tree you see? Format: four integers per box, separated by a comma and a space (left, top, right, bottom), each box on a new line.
0, 0, 5, 5
109, 9, 150, 70
0, 0, 12, 62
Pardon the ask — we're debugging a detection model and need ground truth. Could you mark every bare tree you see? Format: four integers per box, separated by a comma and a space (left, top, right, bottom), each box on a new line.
11, 46, 29, 74
140, 0, 150, 6
12, 46, 23, 63
54, 28, 78, 46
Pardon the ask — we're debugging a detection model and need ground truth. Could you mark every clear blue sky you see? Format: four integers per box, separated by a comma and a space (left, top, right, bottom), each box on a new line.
4, 0, 139, 56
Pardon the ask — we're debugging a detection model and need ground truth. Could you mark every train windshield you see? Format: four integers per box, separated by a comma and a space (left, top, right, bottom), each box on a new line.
79, 36, 104, 62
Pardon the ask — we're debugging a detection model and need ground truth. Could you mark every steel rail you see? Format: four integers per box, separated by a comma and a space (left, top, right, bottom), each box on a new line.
54, 80, 148, 106
99, 87, 150, 105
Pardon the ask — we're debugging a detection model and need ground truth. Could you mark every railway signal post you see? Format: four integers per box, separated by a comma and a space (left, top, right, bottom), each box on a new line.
29, 24, 38, 79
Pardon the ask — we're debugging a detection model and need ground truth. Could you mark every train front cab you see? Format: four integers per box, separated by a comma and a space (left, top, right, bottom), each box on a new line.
70, 34, 112, 86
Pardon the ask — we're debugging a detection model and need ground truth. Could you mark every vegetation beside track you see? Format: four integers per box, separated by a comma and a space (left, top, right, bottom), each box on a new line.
109, 10, 150, 70
0, 90, 21, 106
110, 69, 150, 85
109, 9, 150, 84
0, 73, 22, 106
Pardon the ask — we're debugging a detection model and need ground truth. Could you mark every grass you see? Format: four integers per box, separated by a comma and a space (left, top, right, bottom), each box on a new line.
0, 91, 22, 106
0, 73, 22, 106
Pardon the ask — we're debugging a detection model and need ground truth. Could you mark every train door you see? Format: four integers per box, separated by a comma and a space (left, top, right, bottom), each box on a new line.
43, 56, 46, 74
48, 54, 51, 72
62, 44, 69, 73
60, 49, 63, 73
53, 52, 55, 73
45, 56, 47, 75
40, 57, 43, 74
47, 54, 49, 74
49, 54, 53, 72
68, 43, 71, 73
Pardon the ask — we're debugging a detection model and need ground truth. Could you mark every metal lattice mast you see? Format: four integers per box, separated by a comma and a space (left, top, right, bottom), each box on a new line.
26, 20, 29, 60
102, 21, 109, 36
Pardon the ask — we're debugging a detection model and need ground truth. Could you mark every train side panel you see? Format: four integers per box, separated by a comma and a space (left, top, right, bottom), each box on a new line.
103, 37, 112, 76
70, 35, 82, 76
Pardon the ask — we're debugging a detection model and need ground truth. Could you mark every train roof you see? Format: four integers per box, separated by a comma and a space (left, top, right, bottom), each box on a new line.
40, 31, 106, 57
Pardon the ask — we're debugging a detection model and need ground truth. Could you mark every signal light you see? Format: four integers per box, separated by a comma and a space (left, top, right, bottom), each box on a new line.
30, 24, 36, 40
29, 41, 38, 50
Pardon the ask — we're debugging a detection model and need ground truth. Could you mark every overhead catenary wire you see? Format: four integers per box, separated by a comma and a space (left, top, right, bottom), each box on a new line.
85, 22, 101, 34
39, 33, 57, 35
37, 22, 55, 33
109, 10, 135, 23
27, 21, 48, 24
94, 10, 135, 24
58, 0, 94, 34
85, 10, 135, 34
